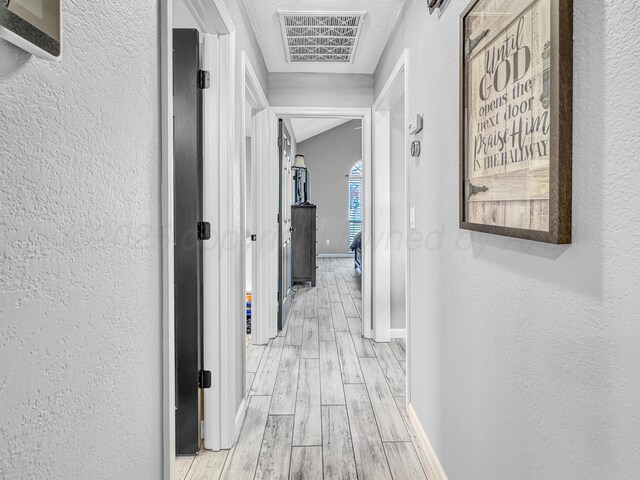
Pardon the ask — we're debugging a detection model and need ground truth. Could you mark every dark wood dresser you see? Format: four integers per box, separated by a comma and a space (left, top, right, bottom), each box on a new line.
291, 204, 317, 287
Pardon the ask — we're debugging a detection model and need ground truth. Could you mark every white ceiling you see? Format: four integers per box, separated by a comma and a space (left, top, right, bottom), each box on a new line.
242, 0, 407, 74
289, 117, 352, 143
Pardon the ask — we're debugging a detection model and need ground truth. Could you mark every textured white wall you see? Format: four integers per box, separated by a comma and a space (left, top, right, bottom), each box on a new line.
0, 2, 163, 479
376, 1, 640, 479
269, 72, 373, 108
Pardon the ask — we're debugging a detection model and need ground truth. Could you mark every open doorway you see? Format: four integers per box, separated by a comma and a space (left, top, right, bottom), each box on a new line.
162, 0, 249, 477
240, 52, 270, 405
272, 108, 373, 341
275, 115, 367, 337
372, 50, 410, 400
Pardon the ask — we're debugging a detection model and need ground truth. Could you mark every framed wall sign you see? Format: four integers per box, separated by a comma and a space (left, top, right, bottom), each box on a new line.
460, 0, 572, 244
0, 0, 61, 60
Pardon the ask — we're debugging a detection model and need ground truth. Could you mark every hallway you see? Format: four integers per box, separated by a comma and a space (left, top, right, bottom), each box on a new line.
176, 258, 427, 479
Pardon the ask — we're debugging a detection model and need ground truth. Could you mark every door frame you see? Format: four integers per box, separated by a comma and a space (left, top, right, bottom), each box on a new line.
240, 52, 271, 349
271, 107, 373, 339
372, 49, 411, 400
161, 0, 237, 476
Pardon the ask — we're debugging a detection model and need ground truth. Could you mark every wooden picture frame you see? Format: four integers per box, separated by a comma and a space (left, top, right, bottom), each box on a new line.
459, 0, 573, 244
0, 0, 61, 60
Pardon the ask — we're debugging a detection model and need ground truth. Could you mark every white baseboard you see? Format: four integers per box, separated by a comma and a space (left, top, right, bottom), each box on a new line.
407, 404, 449, 480
390, 328, 407, 339
234, 398, 247, 443
317, 253, 354, 258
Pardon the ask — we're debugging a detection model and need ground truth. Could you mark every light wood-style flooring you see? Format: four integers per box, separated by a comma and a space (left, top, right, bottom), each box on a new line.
177, 258, 427, 479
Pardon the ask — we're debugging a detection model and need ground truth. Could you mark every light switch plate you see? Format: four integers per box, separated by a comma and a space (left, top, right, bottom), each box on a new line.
410, 207, 416, 229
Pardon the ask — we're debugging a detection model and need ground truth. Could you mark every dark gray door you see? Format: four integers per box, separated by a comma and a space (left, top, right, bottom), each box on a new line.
278, 120, 293, 330
173, 28, 204, 456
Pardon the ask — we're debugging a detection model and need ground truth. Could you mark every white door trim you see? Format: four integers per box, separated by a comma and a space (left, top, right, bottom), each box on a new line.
240, 51, 272, 348
161, 0, 236, 477
372, 49, 411, 400
160, 2, 176, 477
271, 107, 373, 339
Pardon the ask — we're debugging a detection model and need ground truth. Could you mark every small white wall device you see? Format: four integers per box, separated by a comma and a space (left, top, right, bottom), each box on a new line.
0, 0, 61, 60
408, 114, 423, 135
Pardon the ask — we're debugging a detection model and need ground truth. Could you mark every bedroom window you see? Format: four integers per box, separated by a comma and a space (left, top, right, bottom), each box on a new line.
348, 160, 363, 247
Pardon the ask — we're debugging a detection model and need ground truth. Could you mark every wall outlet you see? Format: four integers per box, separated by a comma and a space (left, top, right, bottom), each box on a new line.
326, 239, 330, 245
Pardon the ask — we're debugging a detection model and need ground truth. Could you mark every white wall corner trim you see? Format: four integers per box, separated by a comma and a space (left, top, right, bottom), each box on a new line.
407, 404, 449, 480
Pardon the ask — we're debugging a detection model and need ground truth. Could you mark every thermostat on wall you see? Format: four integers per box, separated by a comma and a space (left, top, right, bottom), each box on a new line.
0, 0, 61, 60
408, 114, 423, 135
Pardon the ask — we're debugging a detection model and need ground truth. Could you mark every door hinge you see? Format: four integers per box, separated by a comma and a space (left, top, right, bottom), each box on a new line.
199, 370, 212, 389
198, 221, 211, 240
197, 70, 210, 89
278, 137, 283, 148
277, 213, 280, 224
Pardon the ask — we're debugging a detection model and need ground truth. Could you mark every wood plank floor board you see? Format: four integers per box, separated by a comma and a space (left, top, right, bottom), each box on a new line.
336, 277, 350, 295
384, 442, 428, 480
285, 310, 304, 346
255, 415, 295, 480
340, 294, 359, 318
330, 302, 350, 332
251, 337, 285, 396
335, 331, 364, 384
346, 281, 362, 299
301, 318, 320, 359
372, 342, 406, 397
344, 384, 392, 480
185, 450, 228, 480
305, 293, 318, 318
292, 290, 306, 310
270, 345, 301, 415
397, 359, 407, 373
322, 406, 357, 479
175, 456, 195, 480
393, 396, 436, 480
359, 358, 410, 442
220, 395, 271, 480
327, 284, 341, 302
289, 446, 323, 480
341, 270, 354, 282
319, 341, 345, 405
389, 339, 406, 365
318, 308, 335, 342
232, 270, 411, 480
246, 372, 256, 396
317, 287, 330, 309
293, 359, 322, 446
347, 317, 376, 358
246, 342, 266, 373
353, 298, 362, 317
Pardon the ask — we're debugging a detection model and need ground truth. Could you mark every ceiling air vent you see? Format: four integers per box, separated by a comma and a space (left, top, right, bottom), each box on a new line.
278, 11, 367, 63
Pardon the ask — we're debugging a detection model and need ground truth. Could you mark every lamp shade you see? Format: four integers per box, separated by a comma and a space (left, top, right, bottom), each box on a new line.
293, 154, 306, 168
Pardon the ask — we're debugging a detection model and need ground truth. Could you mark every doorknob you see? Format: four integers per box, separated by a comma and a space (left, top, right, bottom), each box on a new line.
289, 227, 296, 232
